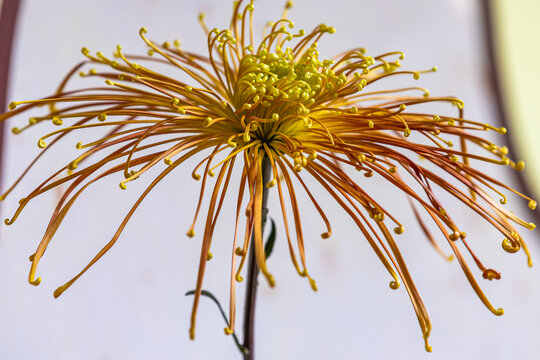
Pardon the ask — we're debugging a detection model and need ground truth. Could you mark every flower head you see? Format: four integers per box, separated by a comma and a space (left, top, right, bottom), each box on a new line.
1, 0, 536, 351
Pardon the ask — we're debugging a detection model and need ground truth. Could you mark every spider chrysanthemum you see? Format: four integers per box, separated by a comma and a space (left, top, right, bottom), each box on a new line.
1, 0, 536, 351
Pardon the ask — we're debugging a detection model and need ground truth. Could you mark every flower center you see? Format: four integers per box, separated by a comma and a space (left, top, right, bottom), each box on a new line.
229, 26, 364, 149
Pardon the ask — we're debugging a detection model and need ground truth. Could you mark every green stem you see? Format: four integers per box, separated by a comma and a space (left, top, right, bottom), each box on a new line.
242, 156, 271, 360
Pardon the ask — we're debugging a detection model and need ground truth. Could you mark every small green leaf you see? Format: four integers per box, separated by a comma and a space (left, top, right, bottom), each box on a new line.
185, 289, 246, 354
264, 218, 276, 259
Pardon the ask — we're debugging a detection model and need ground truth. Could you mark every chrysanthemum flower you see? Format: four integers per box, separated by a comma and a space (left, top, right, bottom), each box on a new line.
1, 0, 536, 351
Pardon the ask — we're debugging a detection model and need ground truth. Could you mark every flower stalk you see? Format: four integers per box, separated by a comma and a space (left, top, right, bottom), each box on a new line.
243, 155, 271, 360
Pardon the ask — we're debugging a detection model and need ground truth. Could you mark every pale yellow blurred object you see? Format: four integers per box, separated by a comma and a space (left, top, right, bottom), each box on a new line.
493, 0, 540, 198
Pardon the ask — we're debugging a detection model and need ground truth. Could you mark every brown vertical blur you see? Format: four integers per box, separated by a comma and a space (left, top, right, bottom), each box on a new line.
0, 0, 22, 205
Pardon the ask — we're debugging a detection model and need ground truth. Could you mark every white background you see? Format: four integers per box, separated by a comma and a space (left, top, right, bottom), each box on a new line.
0, 0, 539, 359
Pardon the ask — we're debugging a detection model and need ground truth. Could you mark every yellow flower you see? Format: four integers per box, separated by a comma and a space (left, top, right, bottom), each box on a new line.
0, 0, 536, 351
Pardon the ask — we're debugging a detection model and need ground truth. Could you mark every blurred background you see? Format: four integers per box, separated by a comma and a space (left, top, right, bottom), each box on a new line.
0, 0, 538, 359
